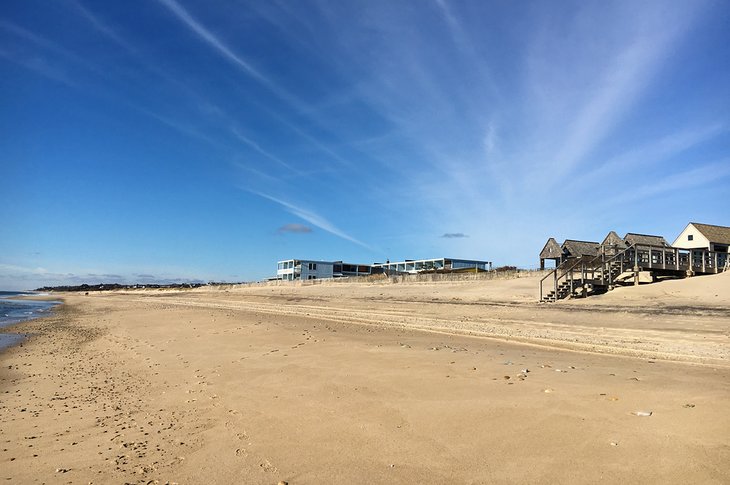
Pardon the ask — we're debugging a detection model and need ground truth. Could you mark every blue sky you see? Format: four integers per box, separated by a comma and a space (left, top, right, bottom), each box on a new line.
1, 0, 729, 289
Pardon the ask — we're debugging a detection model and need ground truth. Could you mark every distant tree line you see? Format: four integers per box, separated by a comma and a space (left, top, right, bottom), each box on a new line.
35, 283, 207, 292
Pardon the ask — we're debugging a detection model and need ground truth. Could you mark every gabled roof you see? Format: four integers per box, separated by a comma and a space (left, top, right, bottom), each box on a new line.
690, 222, 730, 245
562, 239, 600, 257
600, 231, 627, 249
623, 233, 669, 247
540, 238, 563, 259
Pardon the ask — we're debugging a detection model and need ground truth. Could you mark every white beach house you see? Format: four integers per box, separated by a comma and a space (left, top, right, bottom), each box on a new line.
672, 222, 730, 253
276, 259, 373, 281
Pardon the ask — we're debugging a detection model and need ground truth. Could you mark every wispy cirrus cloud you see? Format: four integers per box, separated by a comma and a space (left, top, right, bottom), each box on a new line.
525, 1, 708, 190
433, 0, 500, 103
603, 159, 730, 207
252, 191, 372, 250
577, 123, 727, 186
69, 1, 347, 182
0, 51, 77, 87
441, 233, 469, 239
0, 263, 50, 275
69, 0, 138, 54
132, 105, 225, 149
0, 20, 94, 87
408, 1, 715, 246
65, 4, 303, 180
0, 20, 96, 70
230, 127, 300, 175
155, 0, 267, 83
155, 0, 308, 113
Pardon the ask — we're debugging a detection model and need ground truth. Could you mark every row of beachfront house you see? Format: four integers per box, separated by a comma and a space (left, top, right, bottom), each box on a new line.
276, 257, 493, 281
274, 223, 728, 282
540, 222, 730, 269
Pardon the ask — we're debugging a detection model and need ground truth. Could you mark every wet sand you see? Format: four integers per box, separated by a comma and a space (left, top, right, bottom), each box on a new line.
1, 272, 729, 483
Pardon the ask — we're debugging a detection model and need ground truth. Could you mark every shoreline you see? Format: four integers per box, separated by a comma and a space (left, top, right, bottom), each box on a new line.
0, 295, 62, 352
1, 276, 728, 483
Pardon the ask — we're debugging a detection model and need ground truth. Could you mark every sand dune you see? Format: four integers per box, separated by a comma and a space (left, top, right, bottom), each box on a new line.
1, 272, 728, 483
579, 269, 730, 307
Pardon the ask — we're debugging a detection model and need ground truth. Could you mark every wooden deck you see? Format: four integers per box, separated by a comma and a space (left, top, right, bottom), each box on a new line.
539, 244, 729, 302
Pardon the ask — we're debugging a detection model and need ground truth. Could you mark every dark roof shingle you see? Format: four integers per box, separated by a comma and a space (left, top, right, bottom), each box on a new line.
624, 233, 669, 247
690, 222, 730, 245
562, 239, 600, 257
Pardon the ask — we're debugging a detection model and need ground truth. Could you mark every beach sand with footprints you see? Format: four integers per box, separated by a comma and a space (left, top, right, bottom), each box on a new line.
1, 272, 729, 483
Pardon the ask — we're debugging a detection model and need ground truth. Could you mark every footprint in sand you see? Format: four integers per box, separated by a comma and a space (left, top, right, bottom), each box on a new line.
260, 460, 278, 473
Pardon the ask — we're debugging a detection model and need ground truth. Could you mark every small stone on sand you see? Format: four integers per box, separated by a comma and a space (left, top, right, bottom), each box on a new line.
633, 411, 652, 417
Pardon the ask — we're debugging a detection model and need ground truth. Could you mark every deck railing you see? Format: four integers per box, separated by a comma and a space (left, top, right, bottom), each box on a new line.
625, 244, 728, 273
539, 243, 728, 302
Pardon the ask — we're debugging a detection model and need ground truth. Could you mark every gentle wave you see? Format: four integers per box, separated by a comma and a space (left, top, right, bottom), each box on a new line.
0, 296, 61, 351
0, 300, 59, 327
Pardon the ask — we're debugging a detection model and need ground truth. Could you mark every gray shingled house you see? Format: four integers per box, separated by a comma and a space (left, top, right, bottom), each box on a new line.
539, 238, 600, 269
623, 233, 670, 247
600, 231, 627, 256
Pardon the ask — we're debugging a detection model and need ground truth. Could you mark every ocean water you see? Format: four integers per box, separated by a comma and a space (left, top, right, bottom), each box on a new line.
0, 291, 60, 351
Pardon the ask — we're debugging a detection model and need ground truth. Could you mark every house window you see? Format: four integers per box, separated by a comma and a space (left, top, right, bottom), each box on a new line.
308, 263, 317, 271
688, 235, 694, 241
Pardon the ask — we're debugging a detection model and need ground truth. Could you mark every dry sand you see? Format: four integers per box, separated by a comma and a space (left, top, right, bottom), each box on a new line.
1, 272, 729, 484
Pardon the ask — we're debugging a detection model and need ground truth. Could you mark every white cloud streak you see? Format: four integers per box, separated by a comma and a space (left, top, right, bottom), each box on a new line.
95, 2, 383, 190
529, 2, 707, 189
0, 51, 78, 87
155, 0, 305, 112
230, 127, 300, 175
578, 123, 727, 185
251, 191, 373, 250
604, 159, 730, 207
70, 0, 138, 54
0, 263, 50, 275
66, 4, 306, 179
155, 0, 268, 84
0, 20, 96, 70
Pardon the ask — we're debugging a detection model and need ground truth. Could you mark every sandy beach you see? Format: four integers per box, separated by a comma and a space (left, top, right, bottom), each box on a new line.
1, 272, 729, 484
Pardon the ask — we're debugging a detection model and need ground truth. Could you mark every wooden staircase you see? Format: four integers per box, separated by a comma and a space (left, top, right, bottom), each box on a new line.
539, 254, 606, 303
542, 280, 577, 302
539, 243, 728, 302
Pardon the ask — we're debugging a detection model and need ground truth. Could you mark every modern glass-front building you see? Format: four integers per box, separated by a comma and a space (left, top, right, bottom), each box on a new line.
276, 257, 492, 281
372, 258, 492, 273
276, 259, 373, 281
